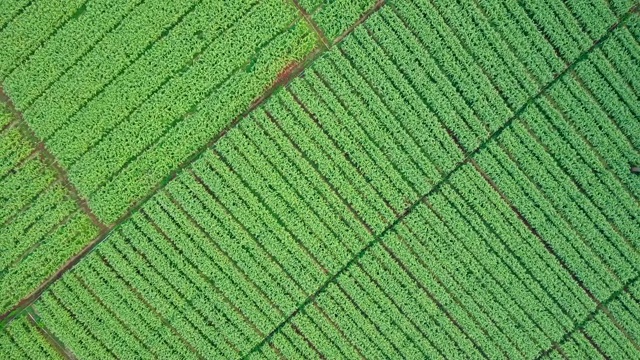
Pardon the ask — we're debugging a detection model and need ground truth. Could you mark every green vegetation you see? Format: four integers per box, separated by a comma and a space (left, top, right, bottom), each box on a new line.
0, 311, 63, 360
5, 0, 318, 224
299, 0, 378, 41
0, 0, 87, 80
1, 0, 639, 358
0, 100, 100, 314
0, 100, 12, 128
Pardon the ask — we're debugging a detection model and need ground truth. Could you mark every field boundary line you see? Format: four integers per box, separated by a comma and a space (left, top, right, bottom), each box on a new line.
0, 87, 111, 325
242, 6, 638, 356
26, 306, 77, 360
290, 0, 331, 49
0, 88, 108, 233
0, 0, 389, 326
534, 275, 640, 359
334, 0, 386, 46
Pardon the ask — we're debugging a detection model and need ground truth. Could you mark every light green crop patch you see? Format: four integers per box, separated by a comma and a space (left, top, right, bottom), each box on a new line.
300, 0, 378, 41
0, 107, 99, 316
0, 312, 64, 359
0, 102, 13, 128
85, 6, 318, 224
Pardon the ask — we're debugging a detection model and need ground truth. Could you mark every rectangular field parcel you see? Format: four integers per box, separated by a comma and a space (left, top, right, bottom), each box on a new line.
0, 0, 639, 359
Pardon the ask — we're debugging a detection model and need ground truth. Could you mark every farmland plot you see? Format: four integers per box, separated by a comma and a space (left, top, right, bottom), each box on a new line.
0, 100, 100, 315
0, 312, 64, 360
3, 0, 318, 224
298, 0, 380, 41
0, 0, 639, 358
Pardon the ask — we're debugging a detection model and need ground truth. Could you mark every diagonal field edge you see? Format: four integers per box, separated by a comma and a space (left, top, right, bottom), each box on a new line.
290, 0, 332, 50
242, 6, 639, 357
534, 274, 640, 359
0, 89, 108, 233
0, 0, 389, 326
0, 87, 110, 327
26, 306, 77, 360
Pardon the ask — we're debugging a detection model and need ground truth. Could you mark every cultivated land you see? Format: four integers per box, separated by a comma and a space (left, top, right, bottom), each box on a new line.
1, 0, 639, 359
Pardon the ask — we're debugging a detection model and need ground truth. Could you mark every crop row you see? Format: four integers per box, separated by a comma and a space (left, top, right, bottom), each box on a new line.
5, 3, 628, 228
546, 279, 640, 359
86, 17, 317, 224
429, 0, 618, 104
517, 0, 612, 62
34, 131, 427, 358
275, 83, 398, 232
0, 0, 86, 81
257, 218, 488, 357
420, 172, 587, 357
384, 0, 633, 300
293, 66, 420, 223
346, 10, 483, 155
0, 312, 62, 360
0, 108, 101, 314
20, 0, 201, 136
4, 0, 145, 110
36, 174, 325, 358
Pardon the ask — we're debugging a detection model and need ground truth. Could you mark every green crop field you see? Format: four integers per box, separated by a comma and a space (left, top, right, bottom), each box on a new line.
1, 0, 639, 358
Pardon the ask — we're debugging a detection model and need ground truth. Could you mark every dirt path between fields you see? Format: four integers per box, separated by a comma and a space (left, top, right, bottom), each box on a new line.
290, 0, 331, 49
0, 87, 108, 233
0, 88, 111, 324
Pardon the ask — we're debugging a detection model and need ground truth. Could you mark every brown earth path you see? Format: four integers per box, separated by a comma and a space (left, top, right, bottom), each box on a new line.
0, 88, 107, 234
